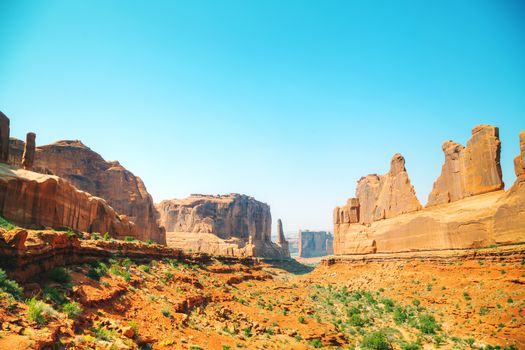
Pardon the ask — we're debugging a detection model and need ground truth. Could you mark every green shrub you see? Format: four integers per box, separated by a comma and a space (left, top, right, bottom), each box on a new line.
103, 232, 111, 241
146, 239, 154, 245
62, 301, 82, 319
43, 287, 67, 305
0, 216, 15, 230
400, 341, 421, 350
91, 232, 100, 240
381, 298, 395, 312
87, 261, 108, 281
418, 314, 440, 334
139, 264, 151, 273
309, 338, 323, 348
393, 306, 408, 324
463, 292, 471, 301
361, 331, 391, 350
161, 307, 172, 318
0, 268, 23, 299
243, 326, 252, 337
298, 315, 305, 324
349, 313, 367, 327
222, 346, 231, 350
124, 236, 136, 242
27, 297, 54, 325
46, 267, 71, 284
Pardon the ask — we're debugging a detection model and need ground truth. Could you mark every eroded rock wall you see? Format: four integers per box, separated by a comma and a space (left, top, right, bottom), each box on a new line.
333, 126, 525, 255
298, 231, 333, 258
157, 194, 289, 258
8, 139, 165, 244
427, 125, 503, 207
0, 163, 137, 239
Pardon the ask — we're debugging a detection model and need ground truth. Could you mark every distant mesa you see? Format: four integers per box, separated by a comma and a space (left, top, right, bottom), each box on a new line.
333, 124, 525, 255
157, 194, 290, 258
298, 230, 333, 258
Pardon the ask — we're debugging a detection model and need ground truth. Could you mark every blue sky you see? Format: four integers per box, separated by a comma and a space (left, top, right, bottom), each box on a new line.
1, 0, 524, 234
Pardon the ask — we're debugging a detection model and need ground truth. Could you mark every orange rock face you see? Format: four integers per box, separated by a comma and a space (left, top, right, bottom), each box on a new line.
427, 125, 503, 207
157, 194, 290, 258
9, 139, 165, 244
334, 153, 421, 226
0, 163, 137, 240
334, 127, 525, 255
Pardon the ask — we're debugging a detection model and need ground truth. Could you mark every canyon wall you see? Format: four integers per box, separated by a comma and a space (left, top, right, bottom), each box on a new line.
0, 163, 137, 239
334, 125, 525, 255
298, 230, 333, 258
157, 194, 290, 258
9, 139, 165, 244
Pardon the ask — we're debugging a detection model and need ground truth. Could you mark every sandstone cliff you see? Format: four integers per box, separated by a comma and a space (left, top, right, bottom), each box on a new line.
157, 194, 290, 258
427, 125, 503, 206
0, 163, 137, 239
334, 125, 525, 255
9, 139, 165, 244
298, 230, 334, 258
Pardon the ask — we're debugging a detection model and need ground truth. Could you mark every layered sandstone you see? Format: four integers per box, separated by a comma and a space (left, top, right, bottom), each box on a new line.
334, 153, 421, 227
298, 230, 333, 258
8, 139, 165, 244
0, 163, 137, 239
276, 219, 291, 258
157, 194, 290, 258
427, 125, 503, 206
333, 126, 525, 255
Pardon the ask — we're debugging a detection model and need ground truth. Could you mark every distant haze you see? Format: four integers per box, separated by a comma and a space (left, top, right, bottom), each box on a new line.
1, 1, 524, 234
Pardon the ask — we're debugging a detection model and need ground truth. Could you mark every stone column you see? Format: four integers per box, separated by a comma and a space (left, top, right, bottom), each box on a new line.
277, 219, 286, 244
22, 132, 36, 170
0, 112, 10, 163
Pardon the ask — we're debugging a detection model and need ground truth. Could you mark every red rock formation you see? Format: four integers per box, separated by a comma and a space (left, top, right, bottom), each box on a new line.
157, 194, 289, 258
333, 127, 525, 255
298, 230, 333, 258
8, 139, 165, 244
276, 219, 291, 258
334, 153, 421, 227
22, 132, 36, 170
0, 112, 10, 163
0, 163, 139, 241
427, 125, 503, 207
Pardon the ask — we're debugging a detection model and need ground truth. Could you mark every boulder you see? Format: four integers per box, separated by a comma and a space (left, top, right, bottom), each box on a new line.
427, 125, 503, 206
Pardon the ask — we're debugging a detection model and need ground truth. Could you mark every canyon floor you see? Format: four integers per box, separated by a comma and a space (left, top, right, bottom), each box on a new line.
0, 243, 524, 350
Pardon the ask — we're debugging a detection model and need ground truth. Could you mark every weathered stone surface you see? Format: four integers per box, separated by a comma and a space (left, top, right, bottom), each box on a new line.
22, 132, 36, 170
276, 219, 290, 258
298, 231, 333, 258
8, 139, 165, 244
0, 163, 137, 239
427, 125, 503, 207
157, 194, 289, 258
0, 112, 10, 163
333, 127, 525, 255
335, 153, 421, 226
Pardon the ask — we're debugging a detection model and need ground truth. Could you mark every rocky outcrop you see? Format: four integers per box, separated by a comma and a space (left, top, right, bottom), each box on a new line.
298, 231, 333, 258
276, 219, 291, 258
334, 153, 421, 226
157, 194, 289, 258
0, 112, 9, 163
0, 163, 138, 239
427, 125, 503, 207
8, 139, 165, 244
333, 126, 525, 255
22, 132, 36, 170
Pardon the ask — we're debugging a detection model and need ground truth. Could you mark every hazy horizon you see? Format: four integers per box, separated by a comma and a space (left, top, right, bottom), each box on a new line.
1, 0, 524, 234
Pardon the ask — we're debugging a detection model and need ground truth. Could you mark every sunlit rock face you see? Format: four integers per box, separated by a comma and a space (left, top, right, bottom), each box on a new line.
334, 125, 525, 255
8, 139, 165, 244
157, 193, 290, 258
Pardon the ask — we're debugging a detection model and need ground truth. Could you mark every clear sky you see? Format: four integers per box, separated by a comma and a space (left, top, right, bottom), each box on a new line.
1, 0, 524, 234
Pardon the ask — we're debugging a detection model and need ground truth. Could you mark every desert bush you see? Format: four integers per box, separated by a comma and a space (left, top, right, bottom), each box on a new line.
87, 261, 108, 281
27, 297, 55, 325
417, 314, 440, 334
124, 236, 136, 242
393, 306, 408, 324
103, 232, 111, 241
46, 267, 71, 284
161, 307, 172, 318
0, 216, 15, 230
361, 331, 391, 350
43, 286, 67, 305
62, 301, 82, 319
298, 315, 305, 324
0, 268, 23, 299
400, 341, 421, 350
310, 338, 323, 348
